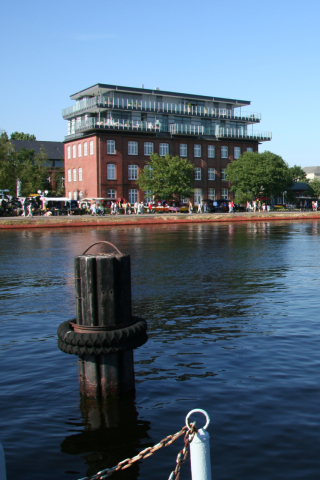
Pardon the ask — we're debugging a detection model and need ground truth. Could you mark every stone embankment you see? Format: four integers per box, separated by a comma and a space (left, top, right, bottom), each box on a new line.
1, 211, 320, 229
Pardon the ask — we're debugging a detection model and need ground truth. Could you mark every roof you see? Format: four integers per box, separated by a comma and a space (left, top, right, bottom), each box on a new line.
70, 83, 251, 107
292, 182, 309, 191
303, 167, 320, 174
11, 140, 64, 160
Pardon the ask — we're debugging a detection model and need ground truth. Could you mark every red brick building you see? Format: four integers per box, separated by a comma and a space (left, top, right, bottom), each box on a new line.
62, 84, 272, 204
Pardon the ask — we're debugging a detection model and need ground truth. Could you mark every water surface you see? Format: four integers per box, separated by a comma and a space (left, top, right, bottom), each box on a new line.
1, 221, 320, 479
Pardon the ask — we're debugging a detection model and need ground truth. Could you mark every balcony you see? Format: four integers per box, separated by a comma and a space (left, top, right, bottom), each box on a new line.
62, 96, 261, 122
216, 127, 272, 141
65, 118, 271, 142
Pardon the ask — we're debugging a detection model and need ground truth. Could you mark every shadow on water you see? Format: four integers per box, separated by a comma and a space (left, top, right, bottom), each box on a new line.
61, 394, 151, 479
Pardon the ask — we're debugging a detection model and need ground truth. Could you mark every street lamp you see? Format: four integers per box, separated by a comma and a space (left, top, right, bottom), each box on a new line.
283, 191, 287, 205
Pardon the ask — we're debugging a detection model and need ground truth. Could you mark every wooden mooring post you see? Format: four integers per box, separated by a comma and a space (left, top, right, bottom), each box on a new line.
58, 242, 147, 397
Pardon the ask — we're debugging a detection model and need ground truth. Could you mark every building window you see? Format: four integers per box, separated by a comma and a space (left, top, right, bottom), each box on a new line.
68, 191, 72, 200
128, 141, 138, 155
208, 145, 215, 158
79, 191, 83, 199
247, 147, 253, 152
234, 147, 241, 159
107, 164, 116, 180
68, 169, 71, 182
221, 146, 228, 158
128, 165, 138, 180
84, 142, 88, 156
89, 141, 94, 155
145, 191, 153, 203
144, 142, 154, 156
79, 168, 82, 181
194, 145, 201, 157
73, 191, 78, 200
68, 121, 71, 136
78, 144, 82, 157
72, 145, 76, 158
107, 189, 116, 198
71, 119, 75, 134
208, 168, 215, 180
107, 140, 115, 154
67, 146, 71, 159
221, 169, 227, 181
221, 188, 228, 200
128, 189, 138, 204
73, 168, 77, 182
194, 188, 202, 205
208, 188, 215, 200
194, 168, 201, 180
180, 144, 187, 157
159, 143, 169, 156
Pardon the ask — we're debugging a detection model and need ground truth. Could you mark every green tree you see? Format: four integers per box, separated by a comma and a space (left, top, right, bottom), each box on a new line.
0, 136, 47, 196
10, 132, 36, 141
136, 153, 194, 201
306, 178, 320, 198
226, 150, 294, 203
289, 165, 307, 182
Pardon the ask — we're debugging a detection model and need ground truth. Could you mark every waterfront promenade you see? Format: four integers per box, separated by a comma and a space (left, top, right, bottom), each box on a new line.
1, 210, 320, 229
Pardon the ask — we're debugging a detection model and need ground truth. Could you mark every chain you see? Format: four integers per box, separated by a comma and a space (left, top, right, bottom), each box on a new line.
168, 422, 197, 480
79, 423, 197, 480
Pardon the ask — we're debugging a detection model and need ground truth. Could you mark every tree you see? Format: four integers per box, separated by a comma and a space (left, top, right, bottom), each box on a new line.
226, 151, 294, 203
306, 178, 320, 198
136, 153, 194, 201
10, 132, 36, 141
289, 165, 307, 182
0, 136, 47, 196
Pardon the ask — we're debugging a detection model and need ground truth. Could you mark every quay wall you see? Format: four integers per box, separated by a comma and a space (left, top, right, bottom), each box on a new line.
1, 212, 320, 229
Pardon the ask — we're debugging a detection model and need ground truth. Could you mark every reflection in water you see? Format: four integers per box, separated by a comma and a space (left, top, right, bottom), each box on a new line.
61, 395, 151, 479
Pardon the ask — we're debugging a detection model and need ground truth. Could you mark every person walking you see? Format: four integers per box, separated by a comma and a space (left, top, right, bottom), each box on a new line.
189, 201, 193, 214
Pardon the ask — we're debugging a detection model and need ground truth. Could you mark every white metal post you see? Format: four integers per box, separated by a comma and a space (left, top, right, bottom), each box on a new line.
186, 409, 212, 480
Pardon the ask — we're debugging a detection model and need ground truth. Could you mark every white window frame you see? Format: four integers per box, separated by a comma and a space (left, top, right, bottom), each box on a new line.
180, 144, 187, 157
107, 189, 116, 198
128, 189, 138, 204
221, 146, 228, 158
68, 191, 72, 200
208, 188, 215, 200
89, 141, 94, 155
247, 147, 253, 152
208, 168, 215, 180
144, 142, 154, 156
67, 169, 71, 182
145, 191, 153, 203
128, 165, 138, 180
84, 142, 88, 156
194, 188, 202, 205
234, 147, 241, 159
72, 145, 76, 158
159, 143, 169, 156
107, 164, 116, 180
78, 143, 82, 157
73, 191, 78, 200
194, 145, 201, 157
221, 169, 227, 181
208, 145, 215, 158
194, 167, 201, 180
73, 168, 77, 182
128, 141, 138, 155
107, 140, 115, 154
221, 188, 228, 200
67, 146, 71, 159
78, 167, 82, 181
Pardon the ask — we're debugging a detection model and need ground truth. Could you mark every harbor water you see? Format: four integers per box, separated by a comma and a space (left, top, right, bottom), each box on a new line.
1, 221, 320, 479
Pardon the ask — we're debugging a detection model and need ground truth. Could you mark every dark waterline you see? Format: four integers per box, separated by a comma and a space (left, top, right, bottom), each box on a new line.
1, 221, 320, 480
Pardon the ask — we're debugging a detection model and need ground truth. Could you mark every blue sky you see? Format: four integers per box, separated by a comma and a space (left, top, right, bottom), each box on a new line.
1, 0, 320, 167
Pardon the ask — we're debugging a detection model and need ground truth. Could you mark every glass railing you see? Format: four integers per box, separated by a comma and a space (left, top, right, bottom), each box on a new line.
216, 127, 272, 140
71, 118, 271, 140
63, 95, 261, 121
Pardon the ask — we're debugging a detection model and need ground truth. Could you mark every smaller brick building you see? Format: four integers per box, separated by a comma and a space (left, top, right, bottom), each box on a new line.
62, 84, 272, 204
